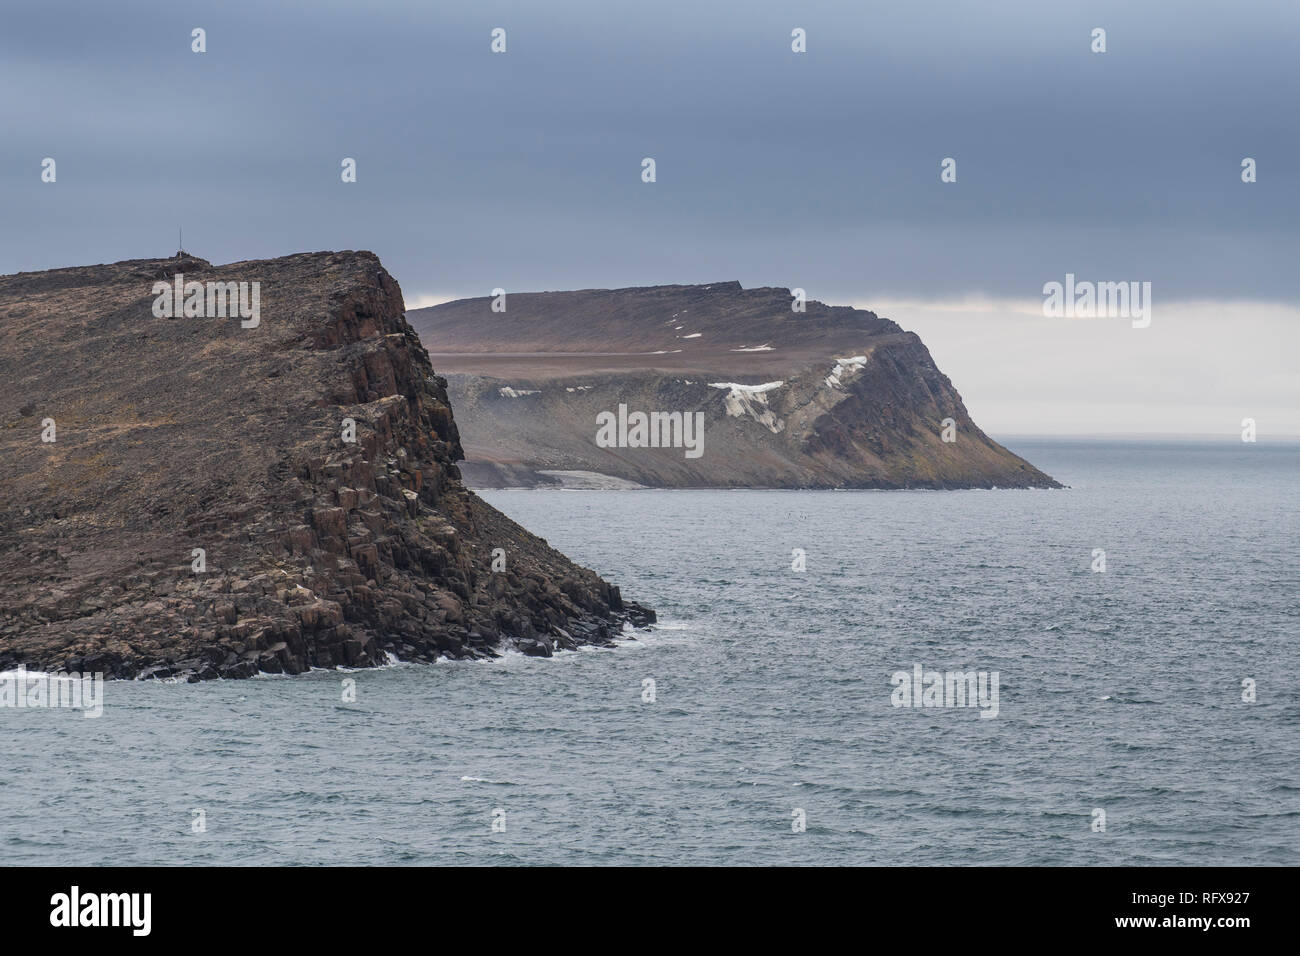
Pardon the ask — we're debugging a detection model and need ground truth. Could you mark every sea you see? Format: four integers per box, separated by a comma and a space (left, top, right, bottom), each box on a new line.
3, 439, 1297, 865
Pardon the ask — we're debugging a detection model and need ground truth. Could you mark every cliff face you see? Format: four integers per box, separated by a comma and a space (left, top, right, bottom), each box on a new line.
407, 283, 1060, 490
0, 252, 651, 681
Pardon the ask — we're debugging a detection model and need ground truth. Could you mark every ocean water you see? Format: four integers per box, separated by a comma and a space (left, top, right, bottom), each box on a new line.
2, 439, 1297, 866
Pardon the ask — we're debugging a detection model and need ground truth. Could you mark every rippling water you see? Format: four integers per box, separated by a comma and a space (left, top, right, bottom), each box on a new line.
3, 439, 1297, 865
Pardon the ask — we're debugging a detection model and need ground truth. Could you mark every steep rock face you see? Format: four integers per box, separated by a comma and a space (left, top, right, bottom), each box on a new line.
0, 252, 651, 680
407, 283, 1060, 489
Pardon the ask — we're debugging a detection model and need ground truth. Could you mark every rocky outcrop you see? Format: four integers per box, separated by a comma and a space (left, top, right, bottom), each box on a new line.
0, 251, 652, 681
407, 282, 1060, 489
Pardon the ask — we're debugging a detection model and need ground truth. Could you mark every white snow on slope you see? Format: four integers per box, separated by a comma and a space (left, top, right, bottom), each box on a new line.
825, 355, 868, 388
708, 381, 786, 433
708, 380, 785, 394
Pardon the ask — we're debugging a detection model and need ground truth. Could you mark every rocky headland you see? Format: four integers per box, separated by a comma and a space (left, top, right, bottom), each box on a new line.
407, 283, 1060, 490
0, 251, 652, 681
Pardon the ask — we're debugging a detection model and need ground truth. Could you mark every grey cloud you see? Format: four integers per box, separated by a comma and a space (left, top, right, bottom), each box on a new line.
2, 0, 1296, 304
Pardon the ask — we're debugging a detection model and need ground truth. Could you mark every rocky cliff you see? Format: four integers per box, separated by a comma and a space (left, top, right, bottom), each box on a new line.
0, 251, 652, 681
407, 283, 1060, 490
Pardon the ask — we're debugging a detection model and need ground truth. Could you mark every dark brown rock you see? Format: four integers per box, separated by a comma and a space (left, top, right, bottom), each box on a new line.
409, 282, 1061, 490
0, 251, 653, 680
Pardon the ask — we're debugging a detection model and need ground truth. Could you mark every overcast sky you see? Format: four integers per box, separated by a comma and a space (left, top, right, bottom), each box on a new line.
3, 0, 1297, 434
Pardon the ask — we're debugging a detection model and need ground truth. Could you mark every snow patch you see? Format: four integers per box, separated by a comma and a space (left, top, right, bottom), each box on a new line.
535, 470, 647, 490
825, 355, 868, 388
708, 381, 786, 433
709, 380, 785, 394
730, 344, 774, 352
498, 386, 540, 398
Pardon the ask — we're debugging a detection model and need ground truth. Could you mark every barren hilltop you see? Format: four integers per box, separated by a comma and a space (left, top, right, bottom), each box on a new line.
407, 283, 1060, 490
0, 251, 651, 680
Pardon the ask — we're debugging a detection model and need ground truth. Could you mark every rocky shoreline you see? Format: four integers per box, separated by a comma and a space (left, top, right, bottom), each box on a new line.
409, 282, 1061, 491
0, 251, 653, 681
